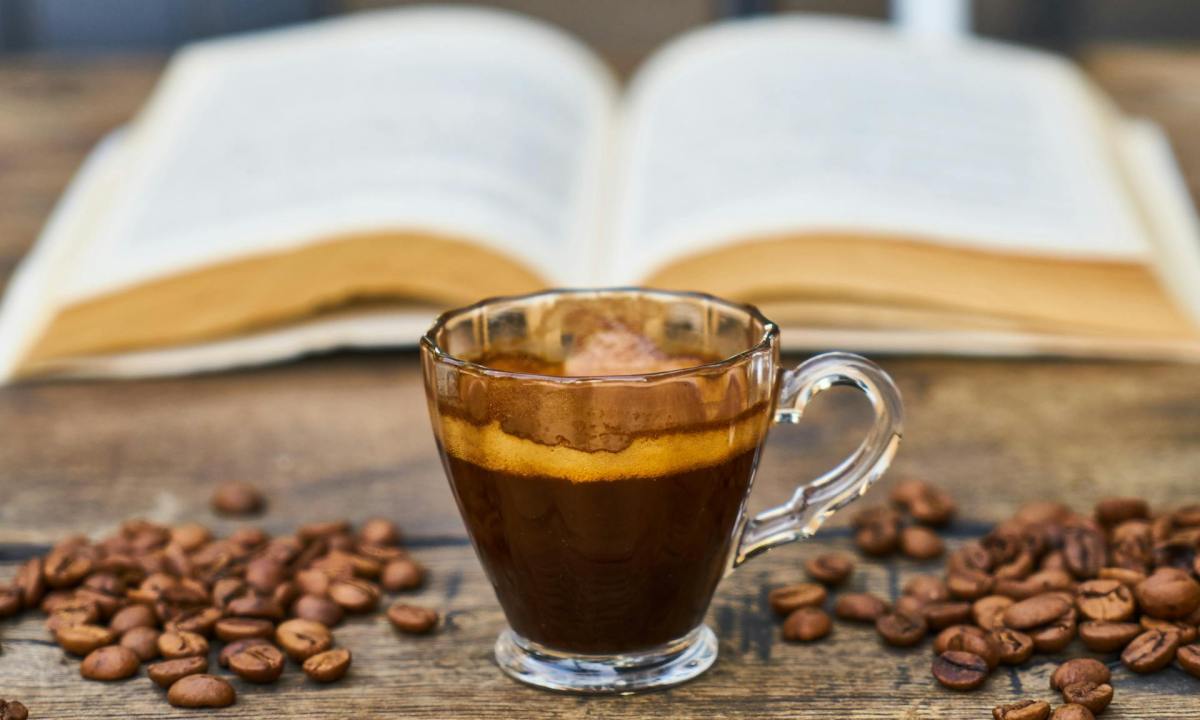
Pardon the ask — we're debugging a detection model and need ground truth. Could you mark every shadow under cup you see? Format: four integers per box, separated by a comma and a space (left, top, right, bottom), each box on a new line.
421, 289, 780, 692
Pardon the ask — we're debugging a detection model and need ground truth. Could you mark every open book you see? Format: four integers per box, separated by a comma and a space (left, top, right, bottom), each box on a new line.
4, 6, 1200, 380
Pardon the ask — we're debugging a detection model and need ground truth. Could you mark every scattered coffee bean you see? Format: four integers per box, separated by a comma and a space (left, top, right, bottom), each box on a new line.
56, 624, 117, 656
1078, 620, 1141, 653
359, 518, 401, 547
167, 674, 236, 708
1140, 615, 1198, 643
109, 604, 156, 635
904, 575, 950, 603
157, 630, 208, 659
293, 594, 344, 627
1060, 681, 1112, 714
782, 607, 831, 642
804, 553, 855, 586
1178, 643, 1200, 678
923, 601, 972, 630
989, 628, 1035, 665
876, 611, 927, 647
900, 526, 944, 560
1122, 628, 1181, 673
947, 571, 994, 600
80, 645, 140, 681
120, 626, 161, 661
0, 590, 20, 619
147, 656, 208, 688
1004, 594, 1072, 630
931, 650, 989, 690
834, 592, 889, 623
0, 700, 28, 720
1049, 658, 1110, 690
228, 642, 286, 683
210, 481, 265, 516
935, 625, 999, 668
215, 617, 275, 642
381, 558, 425, 592
1050, 704, 1094, 720
276, 618, 333, 661
387, 602, 439, 635
1135, 571, 1200, 620
973, 595, 1014, 630
218, 638, 273, 668
992, 700, 1051, 720
768, 583, 827, 616
1095, 497, 1149, 527
303, 647, 353, 683
1075, 579, 1135, 622
329, 578, 381, 614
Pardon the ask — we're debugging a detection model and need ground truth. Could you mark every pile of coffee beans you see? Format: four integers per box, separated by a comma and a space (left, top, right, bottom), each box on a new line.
0, 515, 438, 710
773, 487, 1200, 718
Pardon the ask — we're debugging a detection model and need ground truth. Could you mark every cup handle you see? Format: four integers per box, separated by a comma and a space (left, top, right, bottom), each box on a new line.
732, 352, 903, 568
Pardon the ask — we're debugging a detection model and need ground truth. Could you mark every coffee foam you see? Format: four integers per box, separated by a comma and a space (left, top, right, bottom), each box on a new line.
438, 413, 769, 483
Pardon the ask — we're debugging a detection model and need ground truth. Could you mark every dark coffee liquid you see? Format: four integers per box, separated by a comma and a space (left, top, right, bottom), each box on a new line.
445, 447, 759, 654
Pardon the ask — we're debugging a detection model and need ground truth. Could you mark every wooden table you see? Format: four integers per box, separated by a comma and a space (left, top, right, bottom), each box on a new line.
3, 48, 1200, 719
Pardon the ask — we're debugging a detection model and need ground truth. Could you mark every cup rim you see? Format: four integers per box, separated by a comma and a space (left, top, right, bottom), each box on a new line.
420, 287, 778, 383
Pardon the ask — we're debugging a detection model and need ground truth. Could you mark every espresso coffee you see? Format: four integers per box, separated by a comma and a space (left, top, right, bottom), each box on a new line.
443, 350, 765, 654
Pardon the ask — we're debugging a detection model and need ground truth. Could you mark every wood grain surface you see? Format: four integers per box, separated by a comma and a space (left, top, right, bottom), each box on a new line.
3, 48, 1200, 718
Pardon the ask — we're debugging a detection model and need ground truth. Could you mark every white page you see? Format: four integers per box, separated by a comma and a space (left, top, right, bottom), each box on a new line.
58, 7, 616, 304
610, 17, 1149, 282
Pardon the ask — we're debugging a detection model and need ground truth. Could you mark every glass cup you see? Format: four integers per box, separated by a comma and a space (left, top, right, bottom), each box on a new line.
421, 288, 902, 693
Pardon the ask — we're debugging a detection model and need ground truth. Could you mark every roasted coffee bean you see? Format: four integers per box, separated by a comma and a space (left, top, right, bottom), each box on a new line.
1078, 621, 1141, 653
359, 517, 401, 546
1062, 526, 1105, 580
1031, 609, 1077, 653
1061, 682, 1113, 714
996, 570, 1075, 601
1135, 571, 1200, 619
994, 551, 1035, 581
147, 656, 208, 688
875, 611, 927, 647
0, 589, 20, 618
1098, 566, 1146, 587
900, 526, 944, 559
1122, 628, 1181, 673
215, 617, 276, 642
989, 628, 1035, 665
299, 520, 351, 542
1178, 643, 1200, 678
218, 638, 273, 668
889, 478, 932, 507
157, 630, 209, 659
14, 558, 46, 609
246, 558, 288, 593
109, 604, 156, 635
387, 602, 439, 635
1051, 705, 1094, 720
1004, 594, 1072, 630
119, 626, 160, 662
80, 645, 140, 681
164, 606, 221, 636
276, 618, 333, 661
293, 593, 344, 627
782, 607, 832, 642
854, 508, 901, 556
167, 674, 236, 708
1049, 658, 1110, 690
43, 546, 93, 588
949, 541, 994, 575
973, 595, 1015, 630
211, 481, 265, 516
328, 578, 380, 614
934, 625, 999, 668
56, 624, 117, 656
170, 522, 212, 552
0, 700, 28, 720
804, 553, 854, 586
303, 647, 353, 683
923, 601, 972, 630
768, 583, 827, 616
297, 568, 332, 596
904, 575, 949, 603
896, 595, 926, 617
1075, 579, 1135, 622
228, 643, 286, 684
273, 580, 299, 609
992, 700, 1051, 720
1139, 616, 1198, 643
45, 600, 100, 632
909, 487, 956, 527
1095, 497, 1149, 526
226, 593, 284, 620
947, 571, 994, 600
834, 592, 889, 623
931, 650, 989, 690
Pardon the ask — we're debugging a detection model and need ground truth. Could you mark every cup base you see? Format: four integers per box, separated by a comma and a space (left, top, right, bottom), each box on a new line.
494, 625, 718, 694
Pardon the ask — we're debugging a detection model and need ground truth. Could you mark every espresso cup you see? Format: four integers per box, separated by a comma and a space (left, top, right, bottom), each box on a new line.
421, 288, 902, 693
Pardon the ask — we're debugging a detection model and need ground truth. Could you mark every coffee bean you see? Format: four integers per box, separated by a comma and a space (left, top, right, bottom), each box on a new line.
157, 630, 208, 659
1122, 628, 1182, 673
1075, 579, 1135, 622
1031, 608, 1077, 653
43, 546, 94, 589
1051, 705, 1094, 720
781, 607, 831, 642
834, 592, 889, 623
80, 645, 140, 681
923, 601, 972, 630
0, 589, 20, 618
119, 626, 161, 662
1135, 571, 1200, 619
995, 570, 1075, 601
1098, 566, 1146, 587
215, 617, 275, 642
387, 602, 439, 635
973, 596, 1015, 630
303, 647, 352, 683
45, 600, 100, 633
1095, 497, 1149, 527
910, 488, 956, 527
768, 583, 827, 616
854, 508, 901, 556
147, 656, 208, 688
167, 674, 236, 708
56, 624, 117, 656
328, 578, 380, 614
228, 643, 286, 683
900, 526, 944, 560
0, 700, 28, 720
1061, 682, 1112, 714
276, 618, 333, 661
1178, 643, 1200, 678
296, 569, 332, 596
992, 700, 1051, 720
947, 571, 994, 600
109, 604, 156, 635
1140, 615, 1198, 643
904, 575, 949, 603
164, 606, 221, 636
211, 481, 265, 516
225, 593, 285, 620
804, 553, 854, 586
896, 595, 926, 617
931, 650, 989, 690
291, 594, 342, 627
1063, 526, 1105, 580
935, 625, 999, 668
1049, 658, 1109, 690
875, 611, 928, 647
359, 518, 401, 546
989, 628, 1035, 665
218, 638, 274, 668
299, 520, 351, 542
246, 557, 288, 594
1078, 620, 1141, 653
1003, 594, 1072, 630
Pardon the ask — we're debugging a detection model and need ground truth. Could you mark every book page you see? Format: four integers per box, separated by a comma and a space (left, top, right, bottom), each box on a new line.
610, 17, 1150, 283
57, 6, 616, 304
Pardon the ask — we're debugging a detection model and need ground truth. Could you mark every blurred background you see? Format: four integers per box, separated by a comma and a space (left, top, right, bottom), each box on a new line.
2, 0, 1199, 63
